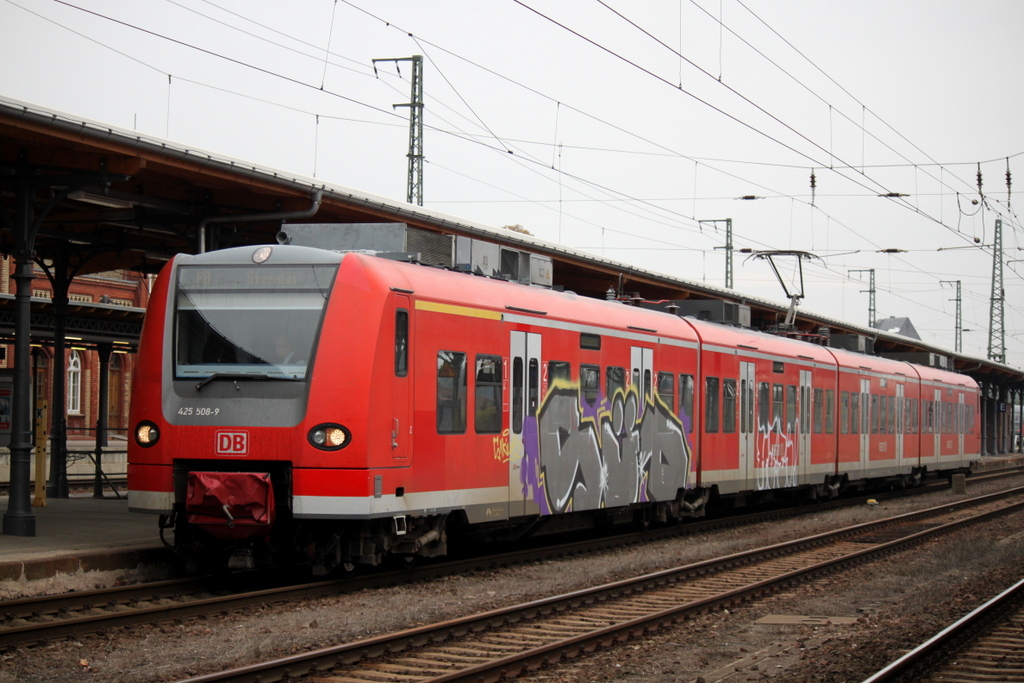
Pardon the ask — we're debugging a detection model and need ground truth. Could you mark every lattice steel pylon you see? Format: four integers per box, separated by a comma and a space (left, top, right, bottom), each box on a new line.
940, 280, 963, 353
988, 218, 1006, 363
373, 55, 424, 206
849, 269, 876, 327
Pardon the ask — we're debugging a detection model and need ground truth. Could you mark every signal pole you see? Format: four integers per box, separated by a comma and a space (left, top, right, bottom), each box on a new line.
373, 55, 424, 206
988, 218, 1006, 363
940, 280, 963, 353
699, 218, 734, 288
849, 268, 876, 327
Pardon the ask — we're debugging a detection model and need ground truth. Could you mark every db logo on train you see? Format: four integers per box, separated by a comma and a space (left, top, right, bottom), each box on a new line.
216, 430, 249, 456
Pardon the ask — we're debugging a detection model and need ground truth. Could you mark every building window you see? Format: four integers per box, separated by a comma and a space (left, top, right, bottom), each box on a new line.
67, 350, 82, 414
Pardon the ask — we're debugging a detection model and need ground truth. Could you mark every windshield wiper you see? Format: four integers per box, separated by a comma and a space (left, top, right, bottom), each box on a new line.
194, 372, 301, 391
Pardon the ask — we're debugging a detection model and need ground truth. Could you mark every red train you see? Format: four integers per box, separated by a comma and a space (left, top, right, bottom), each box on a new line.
127, 244, 979, 572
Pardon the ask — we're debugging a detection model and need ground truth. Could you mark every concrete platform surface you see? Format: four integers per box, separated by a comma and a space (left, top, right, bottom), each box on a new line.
0, 496, 168, 584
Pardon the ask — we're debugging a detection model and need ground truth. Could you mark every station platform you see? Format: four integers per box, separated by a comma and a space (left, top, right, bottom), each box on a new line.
0, 495, 169, 589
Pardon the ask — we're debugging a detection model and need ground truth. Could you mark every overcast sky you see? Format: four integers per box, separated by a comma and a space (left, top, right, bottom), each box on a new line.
2, 0, 1022, 368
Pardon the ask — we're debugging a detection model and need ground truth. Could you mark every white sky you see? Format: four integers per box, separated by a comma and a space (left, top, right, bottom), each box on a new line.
2, 0, 1022, 369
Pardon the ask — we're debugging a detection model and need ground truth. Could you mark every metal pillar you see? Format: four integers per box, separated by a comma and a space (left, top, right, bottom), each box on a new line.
47, 246, 71, 498
94, 343, 111, 498
3, 178, 38, 536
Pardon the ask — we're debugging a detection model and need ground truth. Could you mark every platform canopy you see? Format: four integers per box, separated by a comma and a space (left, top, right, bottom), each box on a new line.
1, 95, 1021, 385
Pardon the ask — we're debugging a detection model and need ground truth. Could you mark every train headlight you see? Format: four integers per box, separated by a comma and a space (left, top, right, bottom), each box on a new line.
135, 421, 160, 447
308, 423, 351, 451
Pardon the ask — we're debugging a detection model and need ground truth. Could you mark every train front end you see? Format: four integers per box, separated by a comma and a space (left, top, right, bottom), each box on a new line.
127, 244, 346, 571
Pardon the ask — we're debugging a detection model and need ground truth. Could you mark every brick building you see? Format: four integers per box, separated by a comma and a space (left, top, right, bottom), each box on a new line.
0, 256, 150, 443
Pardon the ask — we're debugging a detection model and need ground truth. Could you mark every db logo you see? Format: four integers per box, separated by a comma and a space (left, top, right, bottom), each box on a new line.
216, 431, 249, 456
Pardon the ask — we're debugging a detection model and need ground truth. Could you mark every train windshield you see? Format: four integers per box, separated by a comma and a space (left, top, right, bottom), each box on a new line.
174, 264, 338, 381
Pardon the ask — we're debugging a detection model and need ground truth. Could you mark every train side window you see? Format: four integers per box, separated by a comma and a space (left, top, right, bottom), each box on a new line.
758, 382, 770, 432
436, 351, 467, 434
657, 372, 675, 410
888, 394, 895, 434
705, 377, 720, 433
786, 385, 797, 433
871, 395, 879, 434
607, 366, 625, 398
772, 384, 784, 432
512, 357, 524, 435
912, 398, 919, 433
581, 365, 600, 406
879, 395, 888, 434
722, 379, 736, 433
679, 374, 694, 433
850, 392, 860, 435
395, 309, 409, 377
474, 355, 502, 435
825, 389, 835, 434
549, 361, 571, 385
528, 358, 540, 418
841, 391, 849, 434
813, 388, 824, 434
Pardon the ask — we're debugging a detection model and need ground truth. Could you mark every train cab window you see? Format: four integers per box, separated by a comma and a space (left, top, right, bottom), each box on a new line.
581, 365, 600, 407
772, 384, 784, 432
813, 388, 823, 434
657, 372, 675, 410
758, 382, 770, 432
705, 377, 720, 433
512, 357, 524, 434
825, 389, 835, 434
786, 385, 797, 433
549, 361, 571, 385
474, 355, 502, 435
395, 310, 409, 377
722, 379, 736, 433
679, 374, 695, 432
528, 358, 540, 418
437, 351, 467, 434
841, 391, 849, 434
607, 366, 626, 398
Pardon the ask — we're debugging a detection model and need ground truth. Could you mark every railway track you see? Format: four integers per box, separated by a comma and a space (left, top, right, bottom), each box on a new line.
3, 467, 1022, 650
165, 485, 1024, 683
864, 575, 1024, 682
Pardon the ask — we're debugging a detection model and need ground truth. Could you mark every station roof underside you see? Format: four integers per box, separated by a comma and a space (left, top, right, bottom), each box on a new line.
1, 97, 1020, 387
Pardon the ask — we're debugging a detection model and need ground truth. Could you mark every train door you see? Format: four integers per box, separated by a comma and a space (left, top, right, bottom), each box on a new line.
895, 383, 905, 470
393, 296, 412, 463
631, 347, 653, 408
510, 330, 541, 517
859, 378, 870, 476
799, 370, 812, 481
740, 361, 756, 487
957, 392, 965, 459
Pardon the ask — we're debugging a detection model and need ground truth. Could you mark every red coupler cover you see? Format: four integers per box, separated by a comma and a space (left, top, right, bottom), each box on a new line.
186, 471, 276, 540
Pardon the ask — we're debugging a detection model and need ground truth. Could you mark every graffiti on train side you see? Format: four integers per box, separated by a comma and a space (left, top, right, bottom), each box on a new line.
520, 381, 692, 515
755, 415, 797, 490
